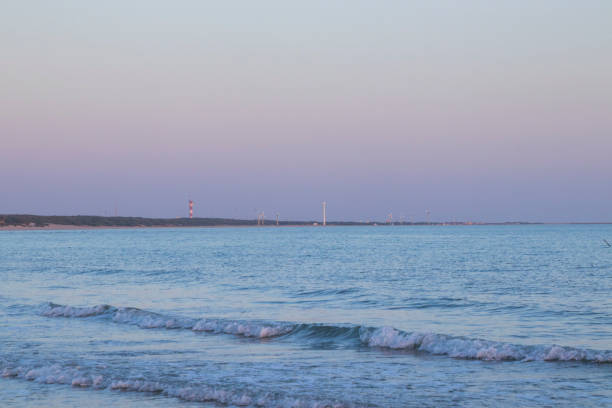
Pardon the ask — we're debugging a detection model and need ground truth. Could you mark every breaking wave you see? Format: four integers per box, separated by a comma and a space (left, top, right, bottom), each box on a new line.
39, 302, 293, 338
40, 303, 115, 318
1, 363, 353, 408
38, 302, 612, 363
358, 326, 612, 362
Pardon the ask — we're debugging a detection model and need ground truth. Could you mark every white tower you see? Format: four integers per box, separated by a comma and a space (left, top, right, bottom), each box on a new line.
322, 201, 327, 226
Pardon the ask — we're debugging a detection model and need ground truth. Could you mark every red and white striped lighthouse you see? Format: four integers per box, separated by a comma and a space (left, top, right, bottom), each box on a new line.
189, 200, 193, 219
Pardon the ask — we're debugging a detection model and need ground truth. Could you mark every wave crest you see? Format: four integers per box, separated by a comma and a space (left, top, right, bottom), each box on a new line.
39, 302, 293, 339
359, 326, 612, 362
38, 302, 612, 363
192, 319, 293, 338
39, 302, 116, 318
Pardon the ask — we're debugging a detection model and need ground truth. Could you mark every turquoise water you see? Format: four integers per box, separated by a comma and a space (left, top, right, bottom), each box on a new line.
1, 225, 611, 407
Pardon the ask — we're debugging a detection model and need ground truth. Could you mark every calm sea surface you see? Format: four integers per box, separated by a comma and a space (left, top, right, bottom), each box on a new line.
1, 225, 611, 407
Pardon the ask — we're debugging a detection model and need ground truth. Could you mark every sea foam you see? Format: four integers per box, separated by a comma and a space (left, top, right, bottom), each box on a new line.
1, 362, 353, 408
39, 303, 116, 318
38, 302, 612, 363
359, 326, 612, 362
39, 302, 293, 339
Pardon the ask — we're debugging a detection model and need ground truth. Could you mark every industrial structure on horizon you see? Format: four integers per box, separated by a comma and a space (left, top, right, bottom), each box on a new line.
182, 198, 470, 226
322, 201, 327, 226
257, 211, 265, 225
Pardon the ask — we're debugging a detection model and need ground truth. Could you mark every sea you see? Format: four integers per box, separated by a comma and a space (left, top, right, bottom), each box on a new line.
1, 225, 611, 407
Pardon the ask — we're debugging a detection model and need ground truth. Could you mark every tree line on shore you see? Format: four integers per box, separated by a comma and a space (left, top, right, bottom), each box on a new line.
0, 214, 366, 227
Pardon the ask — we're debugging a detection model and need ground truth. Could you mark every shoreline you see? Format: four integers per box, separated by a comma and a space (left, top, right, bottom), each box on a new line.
1, 222, 610, 231
0, 224, 318, 231
1, 215, 609, 232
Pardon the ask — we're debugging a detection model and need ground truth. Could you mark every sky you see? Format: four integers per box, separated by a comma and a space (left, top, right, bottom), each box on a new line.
1, 1, 611, 222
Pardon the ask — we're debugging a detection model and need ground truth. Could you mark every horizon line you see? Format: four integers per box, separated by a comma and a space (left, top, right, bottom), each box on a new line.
1, 214, 612, 226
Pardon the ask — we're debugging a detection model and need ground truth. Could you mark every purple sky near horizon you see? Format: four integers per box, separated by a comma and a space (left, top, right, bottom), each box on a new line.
2, 1, 611, 222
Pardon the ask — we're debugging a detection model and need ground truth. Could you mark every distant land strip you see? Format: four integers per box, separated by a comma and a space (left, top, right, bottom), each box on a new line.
0, 214, 539, 229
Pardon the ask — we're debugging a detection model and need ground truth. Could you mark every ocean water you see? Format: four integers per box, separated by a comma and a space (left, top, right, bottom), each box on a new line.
1, 225, 611, 407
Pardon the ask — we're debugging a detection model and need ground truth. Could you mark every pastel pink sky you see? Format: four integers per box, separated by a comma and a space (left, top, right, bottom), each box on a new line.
2, 1, 611, 221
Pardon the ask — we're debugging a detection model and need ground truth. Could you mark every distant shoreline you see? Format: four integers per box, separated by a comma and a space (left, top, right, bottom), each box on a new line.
1, 223, 611, 232
0, 214, 544, 230
0, 223, 316, 231
1, 214, 608, 231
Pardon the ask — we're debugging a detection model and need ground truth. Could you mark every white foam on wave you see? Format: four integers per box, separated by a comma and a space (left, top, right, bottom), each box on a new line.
40, 302, 294, 339
37, 302, 612, 363
111, 307, 195, 329
110, 308, 293, 338
39, 303, 115, 318
1, 363, 353, 408
111, 380, 349, 407
192, 319, 294, 338
2, 364, 106, 389
359, 326, 612, 363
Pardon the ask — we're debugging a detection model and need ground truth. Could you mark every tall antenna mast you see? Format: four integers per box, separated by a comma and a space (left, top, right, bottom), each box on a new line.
322, 201, 327, 226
